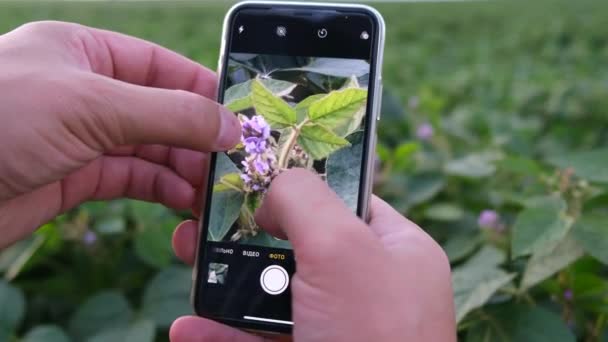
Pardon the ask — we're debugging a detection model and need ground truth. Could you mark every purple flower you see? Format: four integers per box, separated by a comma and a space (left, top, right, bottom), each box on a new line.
83, 230, 97, 246
242, 115, 270, 140
416, 123, 434, 141
564, 289, 574, 301
253, 157, 270, 174
478, 210, 500, 230
239, 115, 277, 193
243, 137, 267, 154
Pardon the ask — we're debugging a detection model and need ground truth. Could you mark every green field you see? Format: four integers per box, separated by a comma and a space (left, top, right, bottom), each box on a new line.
1, 1, 607, 341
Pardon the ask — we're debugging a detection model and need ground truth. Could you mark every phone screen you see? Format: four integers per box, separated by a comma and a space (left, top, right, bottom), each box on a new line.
194, 3, 382, 334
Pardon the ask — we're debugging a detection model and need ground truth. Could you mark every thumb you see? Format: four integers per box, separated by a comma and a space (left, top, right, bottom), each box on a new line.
70, 73, 240, 152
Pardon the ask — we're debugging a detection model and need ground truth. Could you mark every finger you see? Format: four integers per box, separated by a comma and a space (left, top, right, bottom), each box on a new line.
170, 316, 266, 342
168, 148, 210, 187
59, 156, 195, 212
81, 27, 217, 98
107, 145, 209, 187
173, 220, 199, 266
368, 195, 425, 236
72, 73, 240, 152
192, 184, 206, 218
368, 195, 444, 261
255, 168, 373, 256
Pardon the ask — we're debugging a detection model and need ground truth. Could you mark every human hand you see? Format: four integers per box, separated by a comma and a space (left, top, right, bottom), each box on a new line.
171, 169, 457, 342
0, 21, 240, 248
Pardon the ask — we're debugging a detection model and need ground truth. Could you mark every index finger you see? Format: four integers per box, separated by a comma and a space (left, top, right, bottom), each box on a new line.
82, 27, 217, 97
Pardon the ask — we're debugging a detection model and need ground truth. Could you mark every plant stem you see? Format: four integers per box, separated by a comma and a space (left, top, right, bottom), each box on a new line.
219, 180, 243, 193
278, 120, 307, 169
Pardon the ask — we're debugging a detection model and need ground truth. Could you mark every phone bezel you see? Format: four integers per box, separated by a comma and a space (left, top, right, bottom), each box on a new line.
192, 1, 386, 335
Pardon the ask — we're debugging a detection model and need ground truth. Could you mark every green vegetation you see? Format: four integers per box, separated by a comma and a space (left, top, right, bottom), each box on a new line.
0, 1, 607, 341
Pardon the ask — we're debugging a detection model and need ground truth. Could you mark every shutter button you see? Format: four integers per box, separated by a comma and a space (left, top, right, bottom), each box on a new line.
260, 265, 289, 295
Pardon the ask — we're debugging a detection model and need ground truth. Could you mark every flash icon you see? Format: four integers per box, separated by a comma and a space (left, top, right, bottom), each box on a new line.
238, 25, 245, 34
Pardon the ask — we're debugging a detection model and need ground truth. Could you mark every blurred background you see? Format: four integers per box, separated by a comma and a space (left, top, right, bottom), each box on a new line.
1, 1, 607, 341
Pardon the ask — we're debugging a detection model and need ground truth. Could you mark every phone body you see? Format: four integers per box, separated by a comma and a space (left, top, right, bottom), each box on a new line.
192, 1, 385, 335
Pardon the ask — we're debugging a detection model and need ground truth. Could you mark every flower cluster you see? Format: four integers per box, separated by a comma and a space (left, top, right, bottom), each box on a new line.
240, 115, 277, 192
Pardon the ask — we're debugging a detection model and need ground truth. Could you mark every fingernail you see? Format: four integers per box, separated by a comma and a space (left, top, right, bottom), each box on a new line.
217, 107, 240, 149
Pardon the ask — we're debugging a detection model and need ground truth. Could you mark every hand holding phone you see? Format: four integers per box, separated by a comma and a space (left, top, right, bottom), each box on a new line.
173, 169, 457, 341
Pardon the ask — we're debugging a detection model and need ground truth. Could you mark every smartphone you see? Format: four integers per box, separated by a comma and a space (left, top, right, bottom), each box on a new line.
192, 1, 385, 335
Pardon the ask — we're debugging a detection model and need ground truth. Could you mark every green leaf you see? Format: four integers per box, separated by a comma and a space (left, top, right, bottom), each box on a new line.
298, 123, 350, 160
251, 79, 296, 128
208, 190, 244, 241
224, 81, 252, 112
300, 123, 350, 145
23, 325, 70, 342
392, 142, 420, 171
404, 174, 445, 207
123, 320, 155, 342
134, 216, 179, 269
572, 213, 608, 264
511, 197, 569, 258
295, 94, 325, 123
548, 148, 608, 183
214, 153, 240, 182
443, 233, 481, 263
226, 96, 252, 113
0, 222, 61, 279
467, 245, 507, 268
142, 267, 191, 328
326, 132, 363, 212
68, 291, 132, 341
520, 235, 584, 291
466, 304, 575, 342
424, 203, 464, 222
308, 88, 367, 136
244, 192, 263, 214
0, 235, 44, 280
0, 281, 25, 332
453, 246, 513, 323
213, 172, 243, 193
282, 58, 370, 78
224, 81, 250, 105
452, 246, 515, 323
444, 152, 502, 178
497, 155, 543, 176
87, 320, 155, 342
376, 142, 391, 163
129, 201, 170, 227
224, 79, 296, 113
